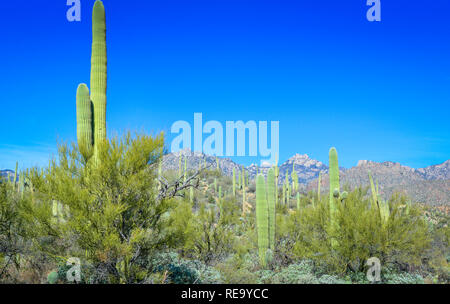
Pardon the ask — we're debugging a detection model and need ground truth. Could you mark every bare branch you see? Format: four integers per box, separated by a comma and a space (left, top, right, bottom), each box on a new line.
156, 163, 213, 201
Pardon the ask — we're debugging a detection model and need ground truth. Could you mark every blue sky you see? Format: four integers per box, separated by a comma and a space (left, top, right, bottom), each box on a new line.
0, 0, 449, 170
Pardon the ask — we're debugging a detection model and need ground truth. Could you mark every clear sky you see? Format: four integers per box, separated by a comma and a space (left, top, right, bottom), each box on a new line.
0, 0, 449, 170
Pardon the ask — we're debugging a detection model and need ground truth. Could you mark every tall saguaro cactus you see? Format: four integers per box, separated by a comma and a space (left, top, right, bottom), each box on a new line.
329, 147, 340, 207
266, 168, 276, 250
328, 147, 340, 248
232, 168, 236, 197
256, 174, 269, 267
76, 0, 107, 163
91, 0, 107, 160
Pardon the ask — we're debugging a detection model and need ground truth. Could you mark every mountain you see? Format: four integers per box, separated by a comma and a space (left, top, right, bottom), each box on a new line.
162, 150, 449, 205
246, 154, 328, 185
306, 160, 450, 206
161, 149, 245, 177
0, 170, 14, 182
417, 160, 450, 180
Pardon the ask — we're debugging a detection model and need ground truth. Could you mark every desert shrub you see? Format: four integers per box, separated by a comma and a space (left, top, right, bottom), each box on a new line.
318, 274, 349, 284
26, 132, 196, 283
382, 267, 424, 284
189, 201, 236, 263
216, 253, 259, 284
148, 252, 223, 284
291, 188, 431, 274
0, 180, 38, 282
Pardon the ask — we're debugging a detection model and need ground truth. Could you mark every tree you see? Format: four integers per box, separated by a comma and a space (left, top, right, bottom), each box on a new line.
28, 132, 201, 283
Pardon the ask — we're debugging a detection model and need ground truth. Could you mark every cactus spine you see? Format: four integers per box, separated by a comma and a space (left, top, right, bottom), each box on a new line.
266, 168, 276, 250
256, 174, 269, 267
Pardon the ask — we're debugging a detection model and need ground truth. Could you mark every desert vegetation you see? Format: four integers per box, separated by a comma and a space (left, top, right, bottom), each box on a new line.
0, 1, 448, 284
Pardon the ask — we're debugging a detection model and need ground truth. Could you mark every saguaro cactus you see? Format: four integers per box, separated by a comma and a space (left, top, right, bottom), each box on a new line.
266, 168, 276, 250
13, 162, 18, 189
291, 163, 298, 193
328, 147, 340, 248
316, 171, 322, 206
76, 83, 93, 159
76, 0, 107, 163
256, 174, 269, 267
274, 156, 279, 206
232, 168, 236, 197
91, 0, 107, 160
369, 171, 390, 224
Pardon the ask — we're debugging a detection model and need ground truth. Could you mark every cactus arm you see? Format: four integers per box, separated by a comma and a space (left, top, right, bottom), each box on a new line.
76, 83, 94, 159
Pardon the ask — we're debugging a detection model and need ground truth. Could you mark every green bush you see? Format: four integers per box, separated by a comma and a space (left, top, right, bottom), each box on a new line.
290, 188, 431, 274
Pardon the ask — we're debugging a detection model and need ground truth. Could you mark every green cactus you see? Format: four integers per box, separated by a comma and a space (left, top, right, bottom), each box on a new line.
242, 168, 246, 210
329, 147, 340, 202
183, 157, 187, 183
256, 174, 269, 267
266, 168, 276, 250
284, 172, 290, 201
76, 83, 93, 159
328, 147, 340, 249
238, 170, 242, 189
13, 162, 18, 189
232, 168, 236, 197
214, 178, 217, 193
316, 171, 322, 207
368, 171, 378, 210
47, 271, 59, 284
291, 163, 298, 193
75, 1, 107, 163
296, 192, 300, 210
274, 156, 279, 205
368, 171, 390, 224
91, 0, 107, 161
282, 182, 286, 204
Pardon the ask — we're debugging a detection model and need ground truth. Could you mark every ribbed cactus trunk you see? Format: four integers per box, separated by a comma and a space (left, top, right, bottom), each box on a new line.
13, 162, 18, 189
328, 147, 340, 249
76, 0, 107, 163
316, 171, 322, 206
266, 168, 276, 250
232, 168, 236, 197
76, 83, 93, 159
291, 163, 298, 193
329, 147, 340, 203
274, 159, 279, 206
91, 0, 107, 161
256, 174, 269, 267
